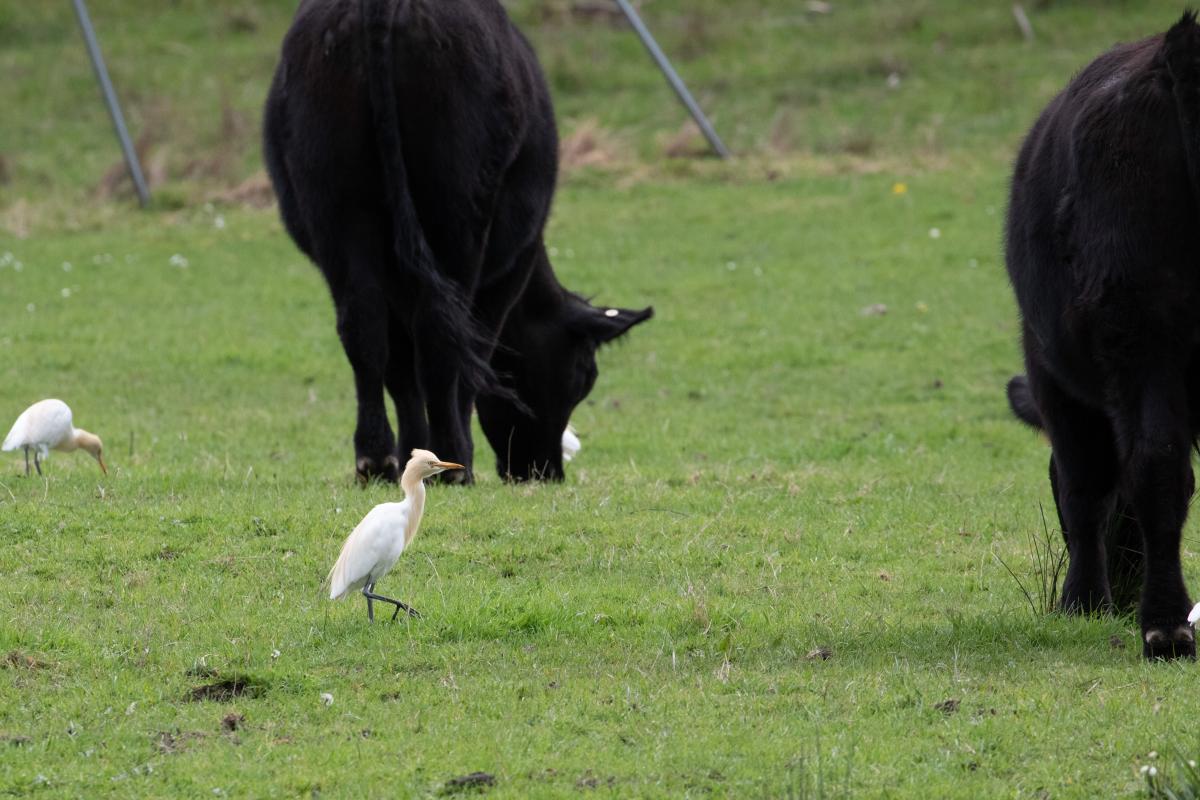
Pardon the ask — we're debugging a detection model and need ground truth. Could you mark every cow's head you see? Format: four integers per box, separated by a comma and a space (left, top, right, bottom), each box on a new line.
477, 293, 652, 481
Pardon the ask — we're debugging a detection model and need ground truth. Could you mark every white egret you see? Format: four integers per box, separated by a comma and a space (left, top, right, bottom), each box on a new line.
561, 424, 581, 462
326, 449, 463, 622
2, 399, 106, 476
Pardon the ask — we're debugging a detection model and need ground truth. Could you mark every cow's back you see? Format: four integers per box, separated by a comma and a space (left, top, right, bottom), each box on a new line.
265, 0, 555, 284
1006, 31, 1200, 387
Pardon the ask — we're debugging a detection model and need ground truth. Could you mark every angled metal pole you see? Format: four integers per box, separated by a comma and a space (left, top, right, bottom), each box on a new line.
72, 0, 150, 206
613, 0, 730, 159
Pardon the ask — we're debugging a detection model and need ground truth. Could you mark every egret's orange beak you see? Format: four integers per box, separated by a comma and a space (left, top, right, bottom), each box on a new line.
98, 457, 108, 475
435, 461, 465, 471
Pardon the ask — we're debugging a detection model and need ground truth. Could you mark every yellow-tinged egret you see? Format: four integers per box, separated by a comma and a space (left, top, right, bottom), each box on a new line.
2, 399, 106, 476
326, 449, 463, 622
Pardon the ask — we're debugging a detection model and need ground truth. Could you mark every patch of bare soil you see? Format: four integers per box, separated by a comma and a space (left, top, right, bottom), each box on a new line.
155, 729, 206, 754
187, 676, 264, 702
441, 772, 496, 794
3, 651, 48, 670
934, 698, 960, 715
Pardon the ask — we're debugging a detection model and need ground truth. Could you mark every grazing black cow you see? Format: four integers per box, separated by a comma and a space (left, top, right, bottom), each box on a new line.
263, 0, 652, 484
1005, 13, 1200, 659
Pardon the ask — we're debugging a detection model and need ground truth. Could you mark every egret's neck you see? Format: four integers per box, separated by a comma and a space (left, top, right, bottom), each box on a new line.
58, 428, 86, 452
72, 429, 101, 453
400, 470, 427, 546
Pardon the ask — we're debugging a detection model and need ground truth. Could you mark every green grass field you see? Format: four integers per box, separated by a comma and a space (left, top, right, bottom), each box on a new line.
4, 2, 1200, 797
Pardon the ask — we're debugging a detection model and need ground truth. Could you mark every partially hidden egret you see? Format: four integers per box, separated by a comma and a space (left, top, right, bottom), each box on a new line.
2, 399, 106, 476
326, 449, 463, 622
562, 424, 581, 462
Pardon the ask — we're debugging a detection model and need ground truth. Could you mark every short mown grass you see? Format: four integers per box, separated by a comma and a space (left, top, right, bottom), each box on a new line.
4, 172, 1195, 799
4, 1, 1200, 798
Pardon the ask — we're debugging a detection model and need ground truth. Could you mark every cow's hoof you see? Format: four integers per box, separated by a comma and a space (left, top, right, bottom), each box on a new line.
356, 454, 400, 484
1142, 625, 1196, 661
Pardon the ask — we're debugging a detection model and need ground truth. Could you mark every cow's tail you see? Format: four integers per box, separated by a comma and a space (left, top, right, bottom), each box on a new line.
1165, 10, 1200, 201
1006, 374, 1043, 429
360, 0, 506, 401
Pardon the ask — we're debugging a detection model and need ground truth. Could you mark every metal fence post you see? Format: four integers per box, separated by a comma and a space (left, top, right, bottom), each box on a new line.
72, 0, 151, 206
613, 0, 730, 159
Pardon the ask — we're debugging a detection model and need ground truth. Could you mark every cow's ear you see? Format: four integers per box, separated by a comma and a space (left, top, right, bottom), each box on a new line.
571, 304, 654, 345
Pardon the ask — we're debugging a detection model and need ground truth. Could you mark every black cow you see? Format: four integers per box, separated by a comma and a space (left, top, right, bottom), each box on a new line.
1005, 13, 1200, 659
263, 0, 652, 484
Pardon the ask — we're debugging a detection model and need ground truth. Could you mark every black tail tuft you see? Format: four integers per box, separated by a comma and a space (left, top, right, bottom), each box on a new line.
1164, 10, 1200, 82
1165, 10, 1200, 204
1006, 375, 1043, 429
359, 0, 512, 402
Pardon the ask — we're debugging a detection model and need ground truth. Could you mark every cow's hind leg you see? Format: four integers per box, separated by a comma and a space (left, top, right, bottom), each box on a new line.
331, 239, 399, 484
1048, 457, 1143, 613
385, 327, 431, 464
1114, 372, 1195, 660
424, 369, 474, 485
1030, 364, 1118, 614
410, 233, 489, 485
400, 190, 492, 485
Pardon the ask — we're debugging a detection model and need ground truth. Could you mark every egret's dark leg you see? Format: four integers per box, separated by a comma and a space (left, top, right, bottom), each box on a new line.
33, 451, 42, 477
388, 599, 419, 621
361, 582, 420, 621
23, 446, 30, 477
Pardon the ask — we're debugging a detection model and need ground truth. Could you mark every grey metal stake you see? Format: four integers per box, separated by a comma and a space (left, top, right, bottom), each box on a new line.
72, 0, 150, 206
613, 0, 730, 159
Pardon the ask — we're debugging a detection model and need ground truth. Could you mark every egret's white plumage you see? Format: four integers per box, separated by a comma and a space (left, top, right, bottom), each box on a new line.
327, 500, 415, 600
326, 449, 463, 621
561, 424, 581, 462
1189, 602, 1200, 626
3, 399, 106, 475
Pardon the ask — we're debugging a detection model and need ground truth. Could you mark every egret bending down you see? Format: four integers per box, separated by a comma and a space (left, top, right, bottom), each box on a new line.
326, 449, 463, 622
561, 425, 581, 463
2, 399, 106, 476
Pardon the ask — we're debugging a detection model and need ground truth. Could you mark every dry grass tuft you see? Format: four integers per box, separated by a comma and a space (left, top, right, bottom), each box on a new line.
560, 117, 627, 173
532, 0, 631, 26
94, 99, 175, 200
0, 198, 31, 239
662, 120, 711, 159
210, 171, 275, 209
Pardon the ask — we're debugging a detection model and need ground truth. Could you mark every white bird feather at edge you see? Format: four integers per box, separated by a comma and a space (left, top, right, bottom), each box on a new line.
561, 424, 581, 462
3, 399, 75, 456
